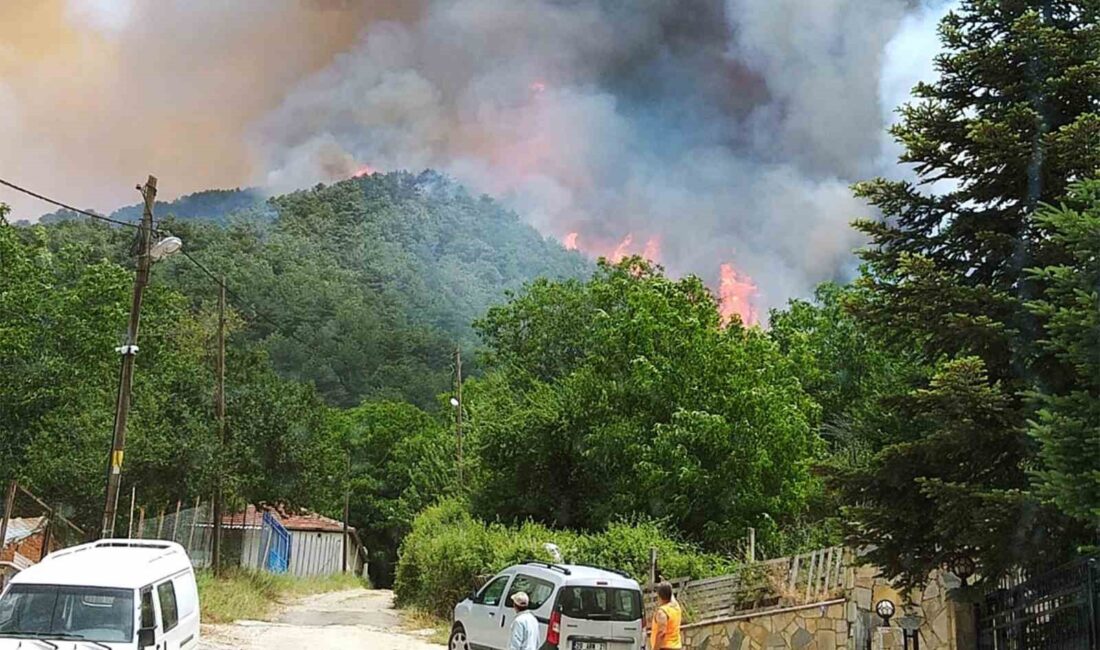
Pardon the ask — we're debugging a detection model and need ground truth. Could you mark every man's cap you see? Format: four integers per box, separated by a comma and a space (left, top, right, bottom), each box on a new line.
511, 591, 530, 607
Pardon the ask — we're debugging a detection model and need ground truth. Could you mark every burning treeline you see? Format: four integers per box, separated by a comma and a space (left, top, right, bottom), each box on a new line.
564, 231, 759, 326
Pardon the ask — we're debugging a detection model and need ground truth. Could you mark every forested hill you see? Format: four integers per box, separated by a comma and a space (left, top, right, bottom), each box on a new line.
33, 171, 590, 407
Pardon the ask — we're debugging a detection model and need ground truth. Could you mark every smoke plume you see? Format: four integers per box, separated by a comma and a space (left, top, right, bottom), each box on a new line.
1, 0, 951, 313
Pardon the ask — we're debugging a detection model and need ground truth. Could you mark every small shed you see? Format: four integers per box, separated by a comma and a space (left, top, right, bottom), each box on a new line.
0, 517, 60, 588
224, 505, 367, 578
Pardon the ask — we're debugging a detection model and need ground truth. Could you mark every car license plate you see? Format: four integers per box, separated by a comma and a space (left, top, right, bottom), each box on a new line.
572, 643, 605, 650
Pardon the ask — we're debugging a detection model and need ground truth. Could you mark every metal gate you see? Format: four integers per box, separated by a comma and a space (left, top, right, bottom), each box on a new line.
261, 511, 291, 574
978, 558, 1099, 650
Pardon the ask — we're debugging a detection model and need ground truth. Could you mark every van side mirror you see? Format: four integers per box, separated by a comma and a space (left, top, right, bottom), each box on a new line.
468, 589, 479, 603
137, 626, 156, 649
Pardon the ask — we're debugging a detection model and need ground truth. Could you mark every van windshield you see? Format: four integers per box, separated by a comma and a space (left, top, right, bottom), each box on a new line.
0, 584, 135, 643
558, 586, 642, 622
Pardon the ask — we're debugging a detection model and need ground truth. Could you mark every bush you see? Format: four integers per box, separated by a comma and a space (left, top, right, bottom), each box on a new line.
395, 499, 736, 617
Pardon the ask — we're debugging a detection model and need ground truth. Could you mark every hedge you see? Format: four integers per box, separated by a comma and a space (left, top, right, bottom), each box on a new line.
394, 499, 736, 617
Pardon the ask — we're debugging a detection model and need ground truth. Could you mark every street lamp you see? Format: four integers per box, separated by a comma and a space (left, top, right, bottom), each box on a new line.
876, 599, 896, 625
149, 235, 183, 261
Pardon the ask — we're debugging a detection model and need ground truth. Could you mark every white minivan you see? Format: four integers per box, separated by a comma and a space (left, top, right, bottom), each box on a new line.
452, 561, 645, 650
0, 540, 199, 650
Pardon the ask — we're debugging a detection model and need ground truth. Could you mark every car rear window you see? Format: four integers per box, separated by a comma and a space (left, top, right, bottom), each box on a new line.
506, 574, 555, 610
558, 587, 642, 621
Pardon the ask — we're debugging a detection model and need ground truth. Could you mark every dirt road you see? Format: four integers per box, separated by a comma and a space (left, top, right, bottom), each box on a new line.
200, 589, 442, 650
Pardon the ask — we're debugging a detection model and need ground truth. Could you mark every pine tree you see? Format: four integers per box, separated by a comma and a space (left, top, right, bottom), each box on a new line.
1027, 181, 1100, 528
835, 0, 1099, 587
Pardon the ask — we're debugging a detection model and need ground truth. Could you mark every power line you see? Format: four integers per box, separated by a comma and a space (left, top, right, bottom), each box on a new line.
179, 249, 308, 347
0, 177, 151, 231
0, 177, 309, 347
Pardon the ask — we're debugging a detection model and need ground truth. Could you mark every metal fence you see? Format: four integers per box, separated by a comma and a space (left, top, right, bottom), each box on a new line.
978, 557, 1099, 650
127, 497, 292, 574
0, 481, 87, 588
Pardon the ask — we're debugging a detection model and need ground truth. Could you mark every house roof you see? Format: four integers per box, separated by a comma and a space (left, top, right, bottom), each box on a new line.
3, 517, 46, 546
223, 504, 352, 533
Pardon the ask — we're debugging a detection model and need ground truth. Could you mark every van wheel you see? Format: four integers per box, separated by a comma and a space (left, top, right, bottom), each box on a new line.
449, 624, 470, 650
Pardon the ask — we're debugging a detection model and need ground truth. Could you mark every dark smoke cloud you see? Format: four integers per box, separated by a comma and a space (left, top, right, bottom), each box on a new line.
3, 0, 951, 313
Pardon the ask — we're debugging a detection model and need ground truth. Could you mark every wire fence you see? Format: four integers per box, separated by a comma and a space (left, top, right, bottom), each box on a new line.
0, 481, 87, 589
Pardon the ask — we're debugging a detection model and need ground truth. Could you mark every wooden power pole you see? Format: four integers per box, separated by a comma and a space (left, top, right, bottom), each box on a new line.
342, 450, 351, 574
101, 176, 157, 539
211, 278, 227, 574
455, 348, 463, 489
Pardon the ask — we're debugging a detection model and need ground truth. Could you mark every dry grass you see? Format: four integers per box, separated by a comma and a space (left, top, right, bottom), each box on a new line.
196, 569, 368, 624
400, 607, 452, 645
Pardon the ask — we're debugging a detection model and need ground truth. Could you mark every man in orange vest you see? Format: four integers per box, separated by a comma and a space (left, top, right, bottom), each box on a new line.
649, 581, 683, 650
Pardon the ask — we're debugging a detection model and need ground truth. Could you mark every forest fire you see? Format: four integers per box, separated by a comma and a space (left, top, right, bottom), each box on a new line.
718, 263, 759, 326
563, 231, 759, 326
353, 164, 376, 177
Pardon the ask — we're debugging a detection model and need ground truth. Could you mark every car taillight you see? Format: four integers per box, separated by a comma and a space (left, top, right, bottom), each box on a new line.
547, 609, 561, 647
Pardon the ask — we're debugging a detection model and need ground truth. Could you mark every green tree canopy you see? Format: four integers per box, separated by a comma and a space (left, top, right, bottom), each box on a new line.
1026, 181, 1100, 527
467, 258, 820, 554
841, 0, 1099, 587
0, 210, 339, 530
334, 400, 456, 586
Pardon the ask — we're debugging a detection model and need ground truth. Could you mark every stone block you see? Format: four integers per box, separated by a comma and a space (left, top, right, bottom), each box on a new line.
836, 620, 848, 637
816, 629, 837, 650
854, 586, 872, 610
728, 627, 745, 650
924, 577, 940, 601
932, 608, 949, 642
827, 604, 844, 619
792, 628, 814, 649
748, 624, 771, 647
806, 618, 818, 632
765, 632, 787, 650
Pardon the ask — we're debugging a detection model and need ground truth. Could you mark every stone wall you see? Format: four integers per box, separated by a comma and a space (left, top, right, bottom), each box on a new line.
686, 600, 848, 650
681, 564, 965, 650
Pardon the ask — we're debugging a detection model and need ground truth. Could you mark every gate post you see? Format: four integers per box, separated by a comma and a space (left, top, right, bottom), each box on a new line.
1087, 559, 1098, 649
0, 481, 17, 558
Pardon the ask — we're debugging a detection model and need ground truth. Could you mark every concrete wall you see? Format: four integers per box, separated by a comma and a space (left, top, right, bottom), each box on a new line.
682, 565, 965, 650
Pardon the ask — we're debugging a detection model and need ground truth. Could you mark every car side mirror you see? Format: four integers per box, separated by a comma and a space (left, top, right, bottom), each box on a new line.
138, 626, 156, 649
468, 589, 479, 603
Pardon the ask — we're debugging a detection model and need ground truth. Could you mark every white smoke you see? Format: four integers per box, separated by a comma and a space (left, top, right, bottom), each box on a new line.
254, 0, 949, 312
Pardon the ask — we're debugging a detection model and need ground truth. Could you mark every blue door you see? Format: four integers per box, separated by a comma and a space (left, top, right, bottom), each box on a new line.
262, 511, 291, 574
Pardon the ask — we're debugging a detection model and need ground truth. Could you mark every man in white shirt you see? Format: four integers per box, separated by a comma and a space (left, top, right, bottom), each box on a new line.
508, 591, 540, 650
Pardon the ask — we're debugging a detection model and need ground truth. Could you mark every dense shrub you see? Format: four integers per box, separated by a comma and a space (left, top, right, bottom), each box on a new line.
395, 499, 736, 617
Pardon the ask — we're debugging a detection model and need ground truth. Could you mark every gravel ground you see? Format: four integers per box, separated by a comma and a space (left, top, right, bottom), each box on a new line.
200, 589, 442, 650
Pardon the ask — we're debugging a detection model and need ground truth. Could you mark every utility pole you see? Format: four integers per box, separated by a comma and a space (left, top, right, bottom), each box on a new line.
211, 278, 227, 574
101, 176, 157, 539
455, 348, 463, 489
342, 450, 351, 574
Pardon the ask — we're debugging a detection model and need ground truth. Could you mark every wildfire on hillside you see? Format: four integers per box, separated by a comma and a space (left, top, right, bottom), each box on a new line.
354, 164, 376, 177
563, 230, 759, 326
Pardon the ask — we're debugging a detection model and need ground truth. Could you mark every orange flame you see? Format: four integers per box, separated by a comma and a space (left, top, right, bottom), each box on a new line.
353, 164, 376, 178
718, 263, 759, 326
610, 234, 634, 263
643, 237, 661, 262
563, 232, 579, 250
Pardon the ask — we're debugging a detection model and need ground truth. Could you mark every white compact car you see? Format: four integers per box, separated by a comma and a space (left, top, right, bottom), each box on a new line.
0, 539, 199, 650
451, 561, 645, 650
